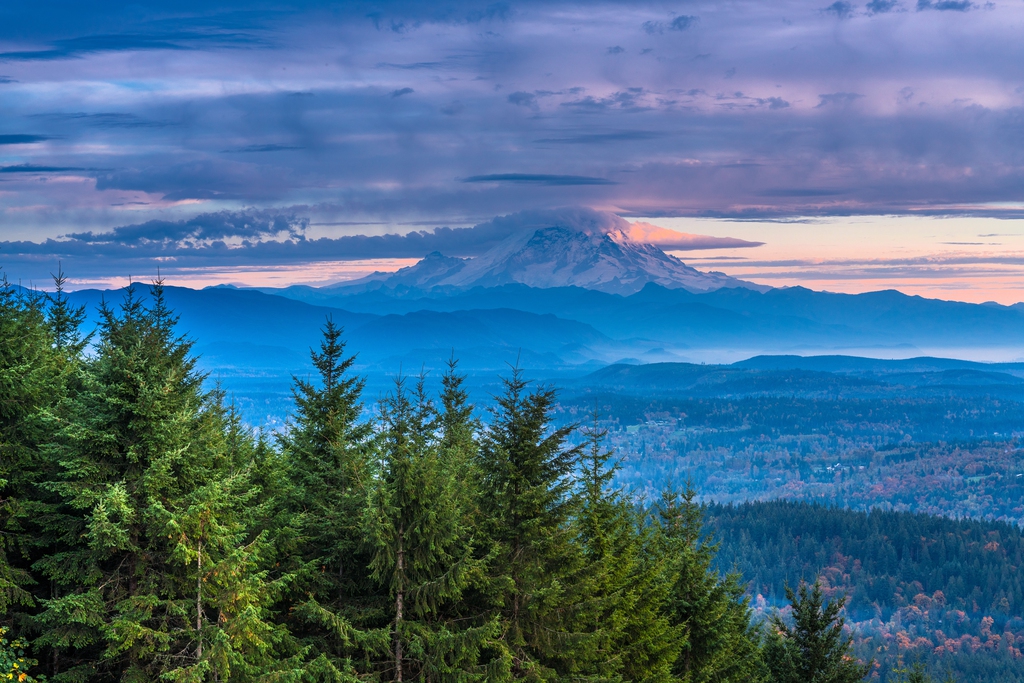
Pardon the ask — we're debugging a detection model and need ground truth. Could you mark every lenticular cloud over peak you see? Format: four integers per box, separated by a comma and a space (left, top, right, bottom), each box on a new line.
471, 208, 764, 251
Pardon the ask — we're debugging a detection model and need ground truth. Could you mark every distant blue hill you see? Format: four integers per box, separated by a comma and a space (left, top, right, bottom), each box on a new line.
27, 281, 1024, 426
258, 282, 1024, 351
573, 358, 1024, 400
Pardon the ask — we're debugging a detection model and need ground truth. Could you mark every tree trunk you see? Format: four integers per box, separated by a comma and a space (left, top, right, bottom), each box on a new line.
395, 522, 404, 683
196, 538, 203, 660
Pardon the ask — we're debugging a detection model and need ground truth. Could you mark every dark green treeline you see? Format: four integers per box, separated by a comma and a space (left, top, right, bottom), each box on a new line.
0, 278, 845, 682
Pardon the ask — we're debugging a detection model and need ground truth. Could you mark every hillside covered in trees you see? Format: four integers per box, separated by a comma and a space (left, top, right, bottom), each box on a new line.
0, 277, 823, 682
2, 276, 1021, 682
711, 501, 1024, 681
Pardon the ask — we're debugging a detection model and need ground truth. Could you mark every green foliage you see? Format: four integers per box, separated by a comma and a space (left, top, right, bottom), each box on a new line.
891, 661, 955, 683
1, 271, 891, 683
474, 367, 584, 680
1, 626, 42, 682
709, 500, 1024, 682
763, 581, 869, 683
0, 276, 66, 623
655, 484, 765, 683
30, 280, 295, 681
276, 318, 376, 679
364, 373, 492, 680
570, 418, 678, 682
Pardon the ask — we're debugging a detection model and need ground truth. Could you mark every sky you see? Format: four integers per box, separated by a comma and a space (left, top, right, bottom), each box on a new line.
1, 0, 1023, 301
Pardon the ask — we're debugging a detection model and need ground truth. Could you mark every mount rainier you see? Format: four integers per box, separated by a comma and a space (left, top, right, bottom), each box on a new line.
335, 210, 765, 295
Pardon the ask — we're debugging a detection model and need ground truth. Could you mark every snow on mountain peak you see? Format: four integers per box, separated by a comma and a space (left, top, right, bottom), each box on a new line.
336, 208, 766, 295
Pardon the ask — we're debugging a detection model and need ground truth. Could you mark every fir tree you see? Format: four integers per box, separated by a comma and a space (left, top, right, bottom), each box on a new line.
571, 417, 678, 682
0, 275, 65, 632
34, 280, 292, 682
656, 484, 764, 683
277, 318, 377, 680
46, 264, 90, 359
763, 581, 869, 683
364, 374, 491, 681
474, 367, 582, 680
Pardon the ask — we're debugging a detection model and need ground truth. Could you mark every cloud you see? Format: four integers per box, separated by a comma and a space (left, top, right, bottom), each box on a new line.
63, 210, 308, 245
0, 134, 51, 144
824, 2, 855, 18
866, 0, 901, 14
534, 131, 663, 143
390, 87, 415, 98
917, 0, 973, 10
507, 91, 537, 107
32, 112, 171, 128
816, 92, 864, 107
643, 15, 698, 33
0, 30, 261, 61
0, 164, 87, 173
607, 46, 625, 54
2, 0, 1024, 242
0, 207, 763, 282
223, 144, 304, 153
461, 173, 616, 185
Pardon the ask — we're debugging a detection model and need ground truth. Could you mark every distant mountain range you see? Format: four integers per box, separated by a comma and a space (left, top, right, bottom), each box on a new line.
39, 277, 1024, 426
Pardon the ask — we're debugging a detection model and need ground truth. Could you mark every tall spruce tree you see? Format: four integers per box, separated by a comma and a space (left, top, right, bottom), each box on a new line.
570, 418, 678, 682
34, 281, 291, 682
656, 485, 764, 683
0, 278, 59, 631
474, 368, 583, 680
364, 374, 491, 681
763, 581, 869, 683
278, 318, 377, 680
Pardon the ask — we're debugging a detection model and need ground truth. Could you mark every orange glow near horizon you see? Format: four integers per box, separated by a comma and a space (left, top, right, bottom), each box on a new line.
58, 215, 1024, 306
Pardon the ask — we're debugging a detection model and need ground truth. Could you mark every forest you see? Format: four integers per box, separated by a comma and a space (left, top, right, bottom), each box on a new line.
561, 393, 1024, 525
710, 501, 1024, 681
0, 277, 883, 682
0, 278, 868, 683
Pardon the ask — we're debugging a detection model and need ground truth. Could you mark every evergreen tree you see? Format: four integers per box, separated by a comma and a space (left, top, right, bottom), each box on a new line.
891, 661, 956, 683
571, 418, 678, 682
34, 281, 292, 682
46, 264, 90, 359
365, 372, 494, 681
656, 484, 764, 683
763, 581, 869, 683
277, 318, 377, 680
474, 368, 583, 680
0, 275, 65, 632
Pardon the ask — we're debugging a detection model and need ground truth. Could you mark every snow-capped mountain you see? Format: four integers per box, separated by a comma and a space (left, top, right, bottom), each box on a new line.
335, 211, 766, 295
